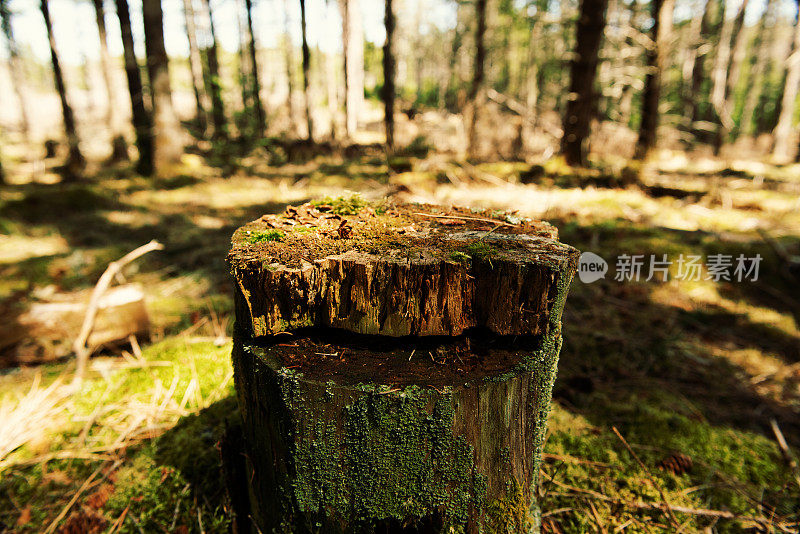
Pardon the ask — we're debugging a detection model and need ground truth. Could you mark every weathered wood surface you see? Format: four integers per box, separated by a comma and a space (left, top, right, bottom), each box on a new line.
232, 329, 563, 533
0, 283, 150, 365
228, 201, 579, 338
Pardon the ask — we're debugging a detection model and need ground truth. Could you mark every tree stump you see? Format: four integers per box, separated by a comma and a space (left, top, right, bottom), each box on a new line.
227, 200, 579, 533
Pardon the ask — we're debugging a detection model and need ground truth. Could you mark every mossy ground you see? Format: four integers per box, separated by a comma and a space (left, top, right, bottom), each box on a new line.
1, 150, 799, 532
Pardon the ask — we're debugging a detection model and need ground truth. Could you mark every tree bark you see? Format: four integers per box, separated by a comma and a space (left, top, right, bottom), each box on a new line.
0, 0, 31, 142
466, 0, 487, 160
142, 0, 183, 177
712, 0, 750, 150
181, 0, 210, 135
324, 0, 338, 140
635, 0, 675, 159
197, 0, 228, 139
339, 0, 364, 139
92, 0, 128, 162
686, 0, 717, 138
560, 0, 609, 166
772, 2, 800, 161
113, 0, 152, 175
383, 0, 396, 149
738, 0, 775, 137
283, 0, 296, 135
40, 0, 85, 181
226, 200, 579, 533
299, 0, 314, 141
244, 0, 266, 135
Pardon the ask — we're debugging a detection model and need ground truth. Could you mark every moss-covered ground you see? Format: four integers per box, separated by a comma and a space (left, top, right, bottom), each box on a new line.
1, 149, 799, 532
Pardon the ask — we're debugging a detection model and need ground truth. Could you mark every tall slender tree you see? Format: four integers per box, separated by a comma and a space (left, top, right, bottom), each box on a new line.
738, 0, 775, 137
560, 0, 609, 166
686, 0, 717, 137
712, 0, 750, 150
0, 0, 31, 141
772, 0, 800, 160
635, 0, 675, 159
92, 0, 128, 161
198, 0, 228, 139
324, 0, 338, 139
340, 0, 364, 138
243, 0, 266, 134
299, 0, 313, 141
142, 0, 183, 176
382, 0, 396, 149
466, 0, 487, 159
283, 0, 296, 134
182, 0, 210, 134
40, 0, 85, 179
114, 0, 152, 174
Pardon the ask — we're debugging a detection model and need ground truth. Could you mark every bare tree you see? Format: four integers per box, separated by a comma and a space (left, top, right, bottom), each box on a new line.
340, 0, 364, 138
92, 0, 128, 161
299, 0, 313, 141
182, 0, 210, 134
466, 0, 487, 159
283, 0, 295, 135
0, 0, 31, 141
711, 0, 750, 150
772, 1, 800, 160
243, 0, 266, 135
324, 0, 338, 139
142, 0, 183, 176
114, 0, 152, 175
383, 0, 396, 149
635, 0, 675, 159
686, 0, 717, 137
40, 0, 85, 180
738, 0, 776, 137
560, 0, 609, 166
197, 0, 228, 139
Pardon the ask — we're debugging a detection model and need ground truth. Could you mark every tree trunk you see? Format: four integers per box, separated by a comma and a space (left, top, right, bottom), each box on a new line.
686, 0, 716, 138
299, 0, 314, 141
226, 201, 579, 533
324, 0, 338, 140
197, 0, 228, 139
383, 0, 396, 149
283, 0, 296, 135
0, 0, 31, 142
772, 2, 800, 161
182, 0, 210, 135
634, 0, 675, 159
712, 0, 750, 150
114, 0, 153, 175
466, 0, 487, 160
560, 0, 609, 167
244, 0, 266, 135
92, 0, 128, 162
142, 0, 183, 177
40, 0, 85, 181
738, 0, 775, 137
340, 0, 364, 139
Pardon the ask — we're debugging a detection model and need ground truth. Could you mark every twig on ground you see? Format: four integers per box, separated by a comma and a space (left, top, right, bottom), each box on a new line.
770, 418, 800, 490
43, 459, 120, 534
611, 426, 680, 528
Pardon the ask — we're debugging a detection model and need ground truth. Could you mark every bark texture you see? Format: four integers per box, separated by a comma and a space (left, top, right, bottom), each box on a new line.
115, 0, 153, 175
300, 0, 314, 141
40, 0, 85, 180
466, 0, 488, 159
560, 0, 609, 166
142, 0, 183, 177
383, 0, 396, 149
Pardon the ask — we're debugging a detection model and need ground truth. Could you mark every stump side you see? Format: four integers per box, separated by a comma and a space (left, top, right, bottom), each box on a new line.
229, 202, 579, 338
232, 327, 563, 533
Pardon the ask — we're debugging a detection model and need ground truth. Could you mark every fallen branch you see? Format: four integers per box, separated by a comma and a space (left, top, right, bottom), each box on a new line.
413, 212, 515, 227
73, 240, 163, 384
770, 418, 800, 490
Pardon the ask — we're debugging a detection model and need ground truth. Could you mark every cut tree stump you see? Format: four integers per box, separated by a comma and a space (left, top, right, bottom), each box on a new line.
226, 200, 579, 533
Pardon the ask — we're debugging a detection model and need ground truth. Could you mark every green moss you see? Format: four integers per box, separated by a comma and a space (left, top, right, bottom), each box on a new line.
248, 229, 284, 243
463, 241, 498, 259
310, 193, 369, 215
449, 251, 472, 264
484, 476, 536, 534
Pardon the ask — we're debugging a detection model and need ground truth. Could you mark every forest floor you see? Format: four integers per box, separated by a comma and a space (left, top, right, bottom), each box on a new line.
0, 145, 799, 533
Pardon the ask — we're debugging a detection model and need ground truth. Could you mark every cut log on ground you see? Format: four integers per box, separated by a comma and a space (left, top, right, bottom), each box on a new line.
226, 199, 579, 533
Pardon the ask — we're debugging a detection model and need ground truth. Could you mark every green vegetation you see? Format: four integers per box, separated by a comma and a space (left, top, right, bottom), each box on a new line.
247, 229, 284, 243
311, 193, 369, 215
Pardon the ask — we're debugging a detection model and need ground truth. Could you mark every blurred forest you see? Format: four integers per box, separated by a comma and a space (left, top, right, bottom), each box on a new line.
1, 0, 800, 532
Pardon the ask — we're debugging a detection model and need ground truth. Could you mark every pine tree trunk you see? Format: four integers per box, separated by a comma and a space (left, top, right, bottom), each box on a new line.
560, 0, 609, 166
226, 201, 579, 533
0, 0, 31, 142
299, 0, 314, 141
324, 0, 338, 140
466, 0, 487, 160
383, 0, 396, 149
283, 0, 296, 135
198, 0, 228, 139
40, 0, 85, 181
93, 0, 128, 162
114, 0, 153, 175
738, 0, 775, 138
686, 0, 716, 138
772, 4, 800, 161
712, 0, 750, 150
339, 0, 364, 139
635, 0, 675, 159
142, 0, 183, 177
182, 0, 210, 135
244, 0, 266, 135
